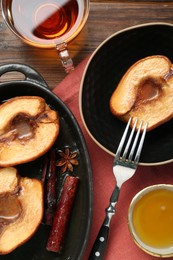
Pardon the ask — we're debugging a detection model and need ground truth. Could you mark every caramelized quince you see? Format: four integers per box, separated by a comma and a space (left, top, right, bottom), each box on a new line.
0, 96, 59, 166
0, 167, 43, 254
110, 55, 173, 130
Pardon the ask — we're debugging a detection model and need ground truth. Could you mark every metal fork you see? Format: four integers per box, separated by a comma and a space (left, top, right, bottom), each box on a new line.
89, 117, 148, 260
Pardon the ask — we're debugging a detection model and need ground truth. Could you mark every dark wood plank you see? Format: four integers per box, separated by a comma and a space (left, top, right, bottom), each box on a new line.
0, 1, 173, 89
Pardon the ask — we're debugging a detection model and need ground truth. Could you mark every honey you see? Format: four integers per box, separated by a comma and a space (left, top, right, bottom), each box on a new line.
136, 78, 160, 104
132, 188, 173, 248
11, 115, 35, 140
0, 193, 22, 226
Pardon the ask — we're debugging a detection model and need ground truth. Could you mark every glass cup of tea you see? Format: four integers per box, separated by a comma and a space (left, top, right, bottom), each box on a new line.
1, 0, 90, 73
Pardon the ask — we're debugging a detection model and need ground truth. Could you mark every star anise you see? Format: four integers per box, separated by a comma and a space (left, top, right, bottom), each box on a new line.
56, 147, 79, 173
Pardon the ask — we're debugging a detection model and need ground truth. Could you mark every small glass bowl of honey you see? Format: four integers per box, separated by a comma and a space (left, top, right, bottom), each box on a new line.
128, 184, 173, 257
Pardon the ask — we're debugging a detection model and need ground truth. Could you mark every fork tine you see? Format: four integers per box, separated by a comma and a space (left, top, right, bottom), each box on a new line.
134, 121, 148, 163
115, 117, 132, 160
122, 118, 138, 160
115, 117, 147, 163
128, 119, 142, 162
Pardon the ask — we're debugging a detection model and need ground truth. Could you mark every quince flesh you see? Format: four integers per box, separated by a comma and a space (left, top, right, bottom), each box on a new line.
0, 167, 43, 254
0, 96, 59, 166
110, 55, 173, 131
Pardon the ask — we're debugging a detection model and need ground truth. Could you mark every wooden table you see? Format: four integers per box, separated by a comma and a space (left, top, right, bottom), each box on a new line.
0, 1, 173, 89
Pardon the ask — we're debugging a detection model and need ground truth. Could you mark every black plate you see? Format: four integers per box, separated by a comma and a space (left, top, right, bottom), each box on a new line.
0, 64, 92, 260
80, 22, 173, 166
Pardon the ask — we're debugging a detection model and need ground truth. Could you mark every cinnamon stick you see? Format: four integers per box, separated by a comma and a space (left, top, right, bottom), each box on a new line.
45, 149, 57, 225
46, 175, 79, 253
41, 156, 48, 184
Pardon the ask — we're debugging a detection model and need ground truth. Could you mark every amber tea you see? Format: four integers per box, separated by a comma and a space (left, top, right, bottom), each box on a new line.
4, 0, 87, 48
2, 0, 89, 72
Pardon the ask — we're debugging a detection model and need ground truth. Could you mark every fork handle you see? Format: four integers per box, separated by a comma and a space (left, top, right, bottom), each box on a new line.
89, 224, 109, 260
89, 185, 120, 260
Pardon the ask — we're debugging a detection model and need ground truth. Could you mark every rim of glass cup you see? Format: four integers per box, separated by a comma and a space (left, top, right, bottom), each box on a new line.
1, 0, 90, 49
128, 184, 173, 258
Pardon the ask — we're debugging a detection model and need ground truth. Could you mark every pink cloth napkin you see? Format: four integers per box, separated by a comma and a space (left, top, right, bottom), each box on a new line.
53, 57, 173, 260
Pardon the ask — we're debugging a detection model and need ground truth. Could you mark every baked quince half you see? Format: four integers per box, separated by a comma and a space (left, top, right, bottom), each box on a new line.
0, 96, 59, 167
110, 55, 173, 131
0, 167, 43, 254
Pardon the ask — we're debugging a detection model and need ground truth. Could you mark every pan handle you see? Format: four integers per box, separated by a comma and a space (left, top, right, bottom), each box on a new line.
0, 63, 49, 89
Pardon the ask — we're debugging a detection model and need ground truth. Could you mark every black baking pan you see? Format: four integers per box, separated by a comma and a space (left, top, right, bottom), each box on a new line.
0, 63, 92, 260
